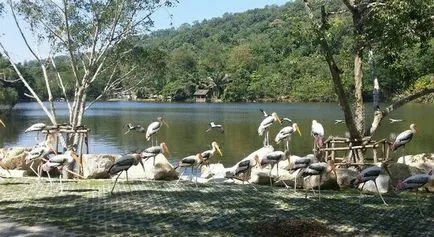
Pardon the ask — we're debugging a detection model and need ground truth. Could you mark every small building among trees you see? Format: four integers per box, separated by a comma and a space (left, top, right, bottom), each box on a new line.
193, 89, 210, 102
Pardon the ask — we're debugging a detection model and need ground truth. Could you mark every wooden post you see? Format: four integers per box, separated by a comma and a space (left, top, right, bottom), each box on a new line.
79, 133, 84, 175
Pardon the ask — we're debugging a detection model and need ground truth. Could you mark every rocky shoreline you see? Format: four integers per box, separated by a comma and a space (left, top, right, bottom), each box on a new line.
1, 146, 433, 193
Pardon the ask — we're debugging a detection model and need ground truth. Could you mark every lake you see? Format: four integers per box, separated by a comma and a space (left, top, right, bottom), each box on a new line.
1, 102, 433, 166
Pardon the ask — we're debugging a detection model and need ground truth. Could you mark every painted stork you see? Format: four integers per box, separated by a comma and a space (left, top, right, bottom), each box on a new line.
354, 165, 391, 205
124, 123, 146, 135
311, 120, 325, 149
289, 155, 316, 192
140, 142, 170, 165
275, 122, 301, 152
25, 145, 56, 179
394, 170, 433, 216
226, 155, 260, 190
146, 117, 169, 145
389, 118, 404, 123
334, 119, 344, 124
175, 153, 204, 187
200, 141, 223, 165
205, 122, 224, 133
258, 112, 282, 146
391, 124, 416, 151
108, 153, 145, 194
41, 151, 82, 192
259, 109, 269, 117
302, 160, 335, 201
260, 151, 288, 187
24, 123, 47, 133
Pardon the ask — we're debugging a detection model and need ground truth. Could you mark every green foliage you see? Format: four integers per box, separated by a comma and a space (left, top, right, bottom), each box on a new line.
13, 0, 434, 103
0, 86, 18, 107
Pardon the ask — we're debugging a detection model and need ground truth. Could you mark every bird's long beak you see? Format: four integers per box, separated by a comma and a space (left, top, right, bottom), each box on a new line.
274, 114, 282, 125
216, 145, 223, 156
0, 119, 5, 127
163, 120, 169, 128
297, 126, 302, 136
139, 158, 146, 173
163, 143, 171, 156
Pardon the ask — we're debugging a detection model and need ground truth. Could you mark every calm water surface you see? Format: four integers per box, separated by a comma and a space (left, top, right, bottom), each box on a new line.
1, 102, 433, 166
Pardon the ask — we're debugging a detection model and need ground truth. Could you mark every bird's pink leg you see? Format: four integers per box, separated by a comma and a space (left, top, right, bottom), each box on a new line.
374, 181, 388, 205
110, 171, 123, 195
176, 168, 185, 185
358, 182, 366, 204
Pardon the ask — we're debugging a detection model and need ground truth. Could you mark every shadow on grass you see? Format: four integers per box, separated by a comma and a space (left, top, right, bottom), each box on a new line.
0, 180, 433, 236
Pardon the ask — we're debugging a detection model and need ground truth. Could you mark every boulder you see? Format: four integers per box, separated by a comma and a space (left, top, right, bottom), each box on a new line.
82, 154, 118, 179
200, 163, 226, 179
143, 154, 178, 180
397, 153, 434, 172
335, 167, 358, 188
303, 173, 339, 190
386, 163, 424, 187
0, 147, 36, 176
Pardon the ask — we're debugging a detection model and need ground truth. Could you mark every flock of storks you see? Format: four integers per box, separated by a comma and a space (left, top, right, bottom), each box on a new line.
0, 109, 432, 215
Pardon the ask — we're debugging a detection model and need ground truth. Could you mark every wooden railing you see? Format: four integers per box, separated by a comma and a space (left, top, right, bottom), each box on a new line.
318, 136, 391, 166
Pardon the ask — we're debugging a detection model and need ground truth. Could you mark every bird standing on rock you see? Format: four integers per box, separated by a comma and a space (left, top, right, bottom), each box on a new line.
311, 120, 324, 149
391, 124, 416, 151
108, 153, 146, 195
275, 121, 301, 152
140, 142, 170, 165
258, 112, 282, 146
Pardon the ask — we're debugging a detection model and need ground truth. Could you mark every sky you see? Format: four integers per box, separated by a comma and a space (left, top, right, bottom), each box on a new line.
0, 0, 289, 62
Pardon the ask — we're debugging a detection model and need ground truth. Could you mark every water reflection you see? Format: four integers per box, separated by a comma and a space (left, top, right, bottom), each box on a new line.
1, 102, 433, 166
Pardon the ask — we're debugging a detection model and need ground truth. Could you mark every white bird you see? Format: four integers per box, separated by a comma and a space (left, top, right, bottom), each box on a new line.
41, 151, 83, 192
200, 141, 223, 164
391, 124, 416, 151
275, 122, 302, 152
205, 122, 224, 133
260, 151, 288, 187
124, 123, 146, 135
394, 170, 433, 215
146, 117, 169, 145
175, 153, 204, 187
311, 120, 325, 149
258, 112, 282, 146
302, 160, 335, 201
24, 145, 56, 179
289, 154, 317, 192
334, 119, 344, 124
140, 142, 171, 165
389, 118, 404, 123
24, 123, 47, 133
226, 155, 260, 190
259, 108, 269, 117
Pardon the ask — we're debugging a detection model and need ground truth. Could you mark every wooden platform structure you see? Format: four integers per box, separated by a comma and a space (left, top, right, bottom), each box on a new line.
41, 124, 90, 175
319, 136, 391, 166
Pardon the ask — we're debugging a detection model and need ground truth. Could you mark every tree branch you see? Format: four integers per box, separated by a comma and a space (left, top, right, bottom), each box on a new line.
369, 87, 434, 135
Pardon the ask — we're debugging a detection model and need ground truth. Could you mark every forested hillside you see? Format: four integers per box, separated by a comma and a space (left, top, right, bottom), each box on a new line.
2, 0, 433, 103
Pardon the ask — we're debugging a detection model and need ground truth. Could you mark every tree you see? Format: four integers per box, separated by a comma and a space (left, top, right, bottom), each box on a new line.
0, 0, 177, 148
302, 0, 434, 146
